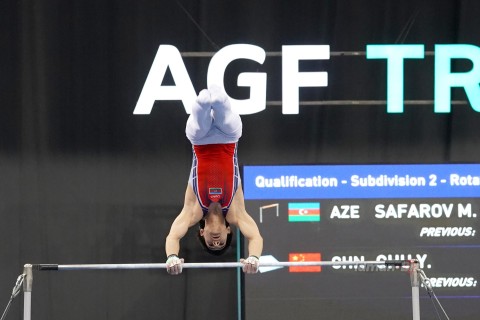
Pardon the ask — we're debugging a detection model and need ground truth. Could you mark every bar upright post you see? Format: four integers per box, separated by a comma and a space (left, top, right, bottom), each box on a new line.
410, 260, 420, 320
23, 264, 33, 320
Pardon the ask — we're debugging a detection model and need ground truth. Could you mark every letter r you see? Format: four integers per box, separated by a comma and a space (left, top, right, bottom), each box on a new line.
434, 44, 480, 113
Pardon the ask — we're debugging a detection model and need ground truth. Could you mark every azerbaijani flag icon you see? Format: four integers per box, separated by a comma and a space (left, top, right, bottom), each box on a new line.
288, 202, 320, 222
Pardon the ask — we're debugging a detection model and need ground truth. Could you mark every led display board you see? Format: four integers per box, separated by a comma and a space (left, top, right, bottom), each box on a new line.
242, 164, 480, 320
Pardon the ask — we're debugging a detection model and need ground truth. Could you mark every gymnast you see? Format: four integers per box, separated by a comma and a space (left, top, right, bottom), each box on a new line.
165, 85, 263, 275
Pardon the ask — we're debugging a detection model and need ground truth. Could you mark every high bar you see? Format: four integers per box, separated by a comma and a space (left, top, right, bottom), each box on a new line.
31, 260, 413, 271
180, 51, 436, 57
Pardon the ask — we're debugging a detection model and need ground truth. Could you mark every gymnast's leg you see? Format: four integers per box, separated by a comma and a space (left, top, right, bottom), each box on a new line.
209, 85, 242, 140
185, 89, 214, 143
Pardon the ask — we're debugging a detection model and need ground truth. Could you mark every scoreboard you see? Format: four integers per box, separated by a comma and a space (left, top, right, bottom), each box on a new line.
241, 164, 480, 320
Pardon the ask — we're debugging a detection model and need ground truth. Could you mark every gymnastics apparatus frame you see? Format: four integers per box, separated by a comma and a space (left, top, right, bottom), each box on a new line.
7, 259, 432, 320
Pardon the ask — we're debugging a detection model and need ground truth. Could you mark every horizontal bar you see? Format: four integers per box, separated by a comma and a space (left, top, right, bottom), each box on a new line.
266, 100, 469, 106
33, 260, 412, 271
180, 51, 436, 57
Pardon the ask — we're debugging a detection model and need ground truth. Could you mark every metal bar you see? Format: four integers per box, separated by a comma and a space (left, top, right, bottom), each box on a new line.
410, 261, 421, 320
23, 293, 31, 320
23, 265, 33, 320
25, 260, 416, 320
33, 260, 410, 271
266, 100, 469, 106
180, 51, 436, 57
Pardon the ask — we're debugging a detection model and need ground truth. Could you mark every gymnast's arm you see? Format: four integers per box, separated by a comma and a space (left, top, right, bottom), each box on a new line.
165, 185, 202, 274
228, 185, 263, 259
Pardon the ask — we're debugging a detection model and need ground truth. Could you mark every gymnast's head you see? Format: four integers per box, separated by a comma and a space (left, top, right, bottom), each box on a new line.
197, 202, 232, 255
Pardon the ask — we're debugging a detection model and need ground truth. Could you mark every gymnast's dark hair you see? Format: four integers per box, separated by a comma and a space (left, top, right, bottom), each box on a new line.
197, 219, 233, 256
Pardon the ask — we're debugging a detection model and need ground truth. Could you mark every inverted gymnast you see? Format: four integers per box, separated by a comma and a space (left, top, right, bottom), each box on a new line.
165, 85, 263, 275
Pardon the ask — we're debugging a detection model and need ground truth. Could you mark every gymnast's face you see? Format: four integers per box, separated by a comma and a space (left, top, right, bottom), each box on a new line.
200, 221, 231, 250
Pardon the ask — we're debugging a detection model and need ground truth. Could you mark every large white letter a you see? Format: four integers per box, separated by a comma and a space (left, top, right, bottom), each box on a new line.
133, 45, 197, 114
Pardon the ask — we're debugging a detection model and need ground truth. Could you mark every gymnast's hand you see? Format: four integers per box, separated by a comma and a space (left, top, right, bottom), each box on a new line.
166, 254, 184, 275
240, 256, 259, 274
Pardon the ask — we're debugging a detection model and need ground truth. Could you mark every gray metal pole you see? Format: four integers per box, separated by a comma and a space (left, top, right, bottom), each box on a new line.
410, 261, 421, 320
23, 264, 33, 320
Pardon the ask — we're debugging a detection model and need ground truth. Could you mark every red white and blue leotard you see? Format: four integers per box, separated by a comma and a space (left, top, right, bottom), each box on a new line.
190, 143, 239, 214
186, 85, 242, 215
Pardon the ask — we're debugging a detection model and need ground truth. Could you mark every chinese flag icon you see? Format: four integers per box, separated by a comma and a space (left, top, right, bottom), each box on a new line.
289, 253, 322, 272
